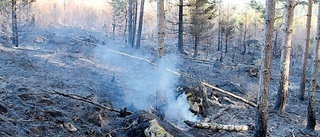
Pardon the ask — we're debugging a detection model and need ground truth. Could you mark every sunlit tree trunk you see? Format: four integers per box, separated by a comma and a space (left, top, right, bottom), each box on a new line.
11, 0, 18, 47
254, 0, 275, 136
135, 0, 145, 49
274, 0, 295, 114
300, 0, 312, 101
178, 0, 184, 53
157, 0, 165, 58
306, 0, 320, 131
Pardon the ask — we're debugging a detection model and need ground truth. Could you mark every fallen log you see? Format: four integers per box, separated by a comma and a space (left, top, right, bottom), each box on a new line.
50, 90, 132, 115
201, 82, 257, 108
184, 120, 251, 132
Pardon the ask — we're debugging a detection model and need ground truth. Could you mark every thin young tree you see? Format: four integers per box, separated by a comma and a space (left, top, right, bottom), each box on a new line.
254, 0, 275, 136
274, 0, 295, 114
305, 0, 320, 131
11, 0, 18, 47
299, 0, 312, 101
157, 0, 165, 58
135, 0, 145, 49
127, 0, 133, 48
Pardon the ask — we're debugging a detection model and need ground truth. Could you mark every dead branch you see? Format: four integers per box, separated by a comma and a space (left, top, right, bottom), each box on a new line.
201, 81, 257, 108
213, 105, 232, 120
51, 90, 132, 115
184, 120, 250, 132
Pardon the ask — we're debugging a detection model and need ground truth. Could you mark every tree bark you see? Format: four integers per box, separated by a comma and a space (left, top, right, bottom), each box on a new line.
127, 0, 133, 48
177, 0, 184, 53
274, 0, 295, 114
135, 0, 145, 49
254, 0, 275, 137
306, 0, 320, 131
157, 0, 165, 58
11, 0, 18, 47
299, 0, 312, 101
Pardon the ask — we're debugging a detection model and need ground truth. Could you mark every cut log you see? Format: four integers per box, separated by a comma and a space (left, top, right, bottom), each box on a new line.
201, 82, 257, 108
184, 120, 251, 132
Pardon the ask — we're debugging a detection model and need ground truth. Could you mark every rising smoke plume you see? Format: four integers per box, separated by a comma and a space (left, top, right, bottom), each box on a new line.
95, 45, 198, 122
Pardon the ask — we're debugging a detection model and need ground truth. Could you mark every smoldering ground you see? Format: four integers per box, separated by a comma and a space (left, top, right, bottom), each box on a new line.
94, 45, 198, 123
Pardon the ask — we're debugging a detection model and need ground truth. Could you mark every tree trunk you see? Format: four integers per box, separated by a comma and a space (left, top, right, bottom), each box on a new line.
178, 0, 184, 53
11, 0, 18, 47
135, 0, 145, 49
194, 35, 198, 58
132, 0, 138, 48
254, 0, 275, 136
273, 30, 278, 57
225, 31, 228, 53
124, 4, 128, 43
306, 0, 320, 131
217, 21, 221, 51
127, 0, 133, 47
112, 14, 116, 39
300, 0, 312, 101
157, 0, 165, 58
274, 0, 295, 114
242, 13, 247, 54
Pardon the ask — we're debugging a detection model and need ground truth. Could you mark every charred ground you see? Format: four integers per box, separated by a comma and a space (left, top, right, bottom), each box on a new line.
0, 28, 320, 136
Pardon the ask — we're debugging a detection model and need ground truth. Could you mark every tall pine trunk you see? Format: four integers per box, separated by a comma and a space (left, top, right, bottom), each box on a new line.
178, 0, 184, 53
135, 0, 145, 49
11, 0, 18, 47
254, 0, 275, 136
306, 0, 320, 131
127, 0, 133, 48
157, 0, 165, 58
300, 0, 312, 101
274, 0, 295, 114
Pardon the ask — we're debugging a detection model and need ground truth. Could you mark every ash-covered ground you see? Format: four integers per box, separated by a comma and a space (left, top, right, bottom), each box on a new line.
0, 27, 320, 136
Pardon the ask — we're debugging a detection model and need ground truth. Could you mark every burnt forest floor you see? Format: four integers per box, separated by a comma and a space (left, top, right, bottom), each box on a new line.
0, 27, 320, 137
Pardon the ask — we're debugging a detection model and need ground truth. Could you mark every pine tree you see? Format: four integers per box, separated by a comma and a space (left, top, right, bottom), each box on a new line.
299, 0, 313, 101
189, 0, 216, 58
157, 0, 165, 58
254, 0, 275, 136
305, 0, 320, 131
274, 0, 295, 114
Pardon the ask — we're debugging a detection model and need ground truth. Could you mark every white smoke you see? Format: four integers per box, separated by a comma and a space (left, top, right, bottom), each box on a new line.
94, 45, 198, 122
